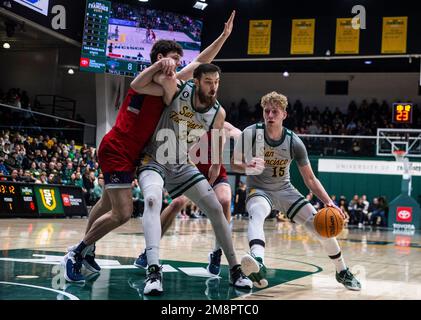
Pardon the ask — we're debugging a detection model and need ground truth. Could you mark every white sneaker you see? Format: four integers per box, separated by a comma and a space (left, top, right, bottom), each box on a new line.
143, 265, 163, 296
241, 254, 268, 288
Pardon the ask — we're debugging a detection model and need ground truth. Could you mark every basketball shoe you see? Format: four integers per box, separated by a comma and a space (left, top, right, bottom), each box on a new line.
207, 248, 222, 276
144, 264, 163, 296
62, 250, 85, 283
134, 249, 148, 269
67, 244, 101, 273
240, 253, 268, 288
336, 268, 361, 291
229, 265, 253, 289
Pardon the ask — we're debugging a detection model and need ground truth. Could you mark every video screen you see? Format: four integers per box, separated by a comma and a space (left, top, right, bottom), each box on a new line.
80, 0, 203, 77
106, 2, 202, 73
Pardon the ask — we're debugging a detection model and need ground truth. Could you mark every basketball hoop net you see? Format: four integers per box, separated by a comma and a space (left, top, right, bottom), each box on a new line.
393, 150, 412, 176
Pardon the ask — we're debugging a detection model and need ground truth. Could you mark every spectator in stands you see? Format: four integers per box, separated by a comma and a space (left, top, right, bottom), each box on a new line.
347, 194, 359, 225
369, 196, 388, 227
9, 169, 21, 182
234, 181, 247, 217
132, 179, 142, 217
91, 174, 104, 206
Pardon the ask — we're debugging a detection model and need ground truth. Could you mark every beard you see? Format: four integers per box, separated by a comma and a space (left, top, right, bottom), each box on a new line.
197, 86, 217, 107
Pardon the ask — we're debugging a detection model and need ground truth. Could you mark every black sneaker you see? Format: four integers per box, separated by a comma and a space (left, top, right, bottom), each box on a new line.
229, 265, 253, 289
144, 265, 163, 296
336, 268, 361, 291
83, 245, 101, 273
207, 249, 222, 276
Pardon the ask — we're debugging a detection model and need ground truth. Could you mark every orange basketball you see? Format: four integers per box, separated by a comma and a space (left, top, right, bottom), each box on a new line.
314, 207, 344, 238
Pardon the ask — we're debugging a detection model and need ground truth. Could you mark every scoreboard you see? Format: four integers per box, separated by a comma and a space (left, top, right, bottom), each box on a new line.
0, 183, 37, 217
80, 0, 111, 73
392, 103, 413, 124
0, 182, 88, 218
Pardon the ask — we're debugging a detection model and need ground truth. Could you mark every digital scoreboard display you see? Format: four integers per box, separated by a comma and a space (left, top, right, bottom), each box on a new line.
80, 0, 111, 73
392, 103, 413, 124
0, 182, 88, 218
0, 183, 37, 217
80, 0, 203, 77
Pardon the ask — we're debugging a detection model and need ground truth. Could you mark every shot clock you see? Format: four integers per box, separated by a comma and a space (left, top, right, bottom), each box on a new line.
392, 103, 413, 124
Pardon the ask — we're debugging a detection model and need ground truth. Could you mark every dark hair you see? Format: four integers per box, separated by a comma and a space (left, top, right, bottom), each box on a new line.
193, 63, 221, 80
150, 40, 183, 63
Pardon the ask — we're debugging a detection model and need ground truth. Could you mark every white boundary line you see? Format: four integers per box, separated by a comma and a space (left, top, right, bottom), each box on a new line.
0, 281, 80, 300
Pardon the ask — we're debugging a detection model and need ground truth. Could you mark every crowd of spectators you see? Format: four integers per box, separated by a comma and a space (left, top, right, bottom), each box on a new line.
226, 98, 420, 156
306, 192, 389, 228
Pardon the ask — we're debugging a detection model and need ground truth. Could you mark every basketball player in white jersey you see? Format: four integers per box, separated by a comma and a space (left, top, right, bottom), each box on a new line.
133, 121, 242, 277
231, 91, 361, 291
136, 63, 253, 295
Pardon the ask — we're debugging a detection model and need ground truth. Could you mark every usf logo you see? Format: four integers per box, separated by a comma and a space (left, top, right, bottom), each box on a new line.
39, 189, 57, 211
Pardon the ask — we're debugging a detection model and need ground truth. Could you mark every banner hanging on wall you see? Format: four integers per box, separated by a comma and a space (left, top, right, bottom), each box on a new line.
290, 18, 315, 55
335, 18, 360, 54
248, 20, 272, 55
381, 16, 408, 54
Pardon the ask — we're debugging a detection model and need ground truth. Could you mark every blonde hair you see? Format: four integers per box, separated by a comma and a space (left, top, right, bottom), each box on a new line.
260, 91, 288, 111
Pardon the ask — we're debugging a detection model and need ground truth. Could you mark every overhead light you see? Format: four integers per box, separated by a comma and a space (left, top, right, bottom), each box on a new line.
68, 69, 75, 75
3, 43, 11, 49
364, 60, 372, 65
193, 0, 208, 10
283, 71, 290, 77
138, 0, 149, 2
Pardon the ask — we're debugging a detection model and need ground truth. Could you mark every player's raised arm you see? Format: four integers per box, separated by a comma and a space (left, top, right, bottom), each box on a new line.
130, 58, 176, 96
176, 10, 236, 81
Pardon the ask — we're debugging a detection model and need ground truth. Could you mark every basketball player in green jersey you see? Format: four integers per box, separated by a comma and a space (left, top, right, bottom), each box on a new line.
231, 91, 361, 291
136, 63, 253, 295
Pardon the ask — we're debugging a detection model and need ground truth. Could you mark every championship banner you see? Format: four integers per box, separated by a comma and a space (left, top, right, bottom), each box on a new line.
381, 16, 408, 54
34, 185, 64, 215
290, 19, 315, 55
247, 20, 272, 55
335, 18, 360, 54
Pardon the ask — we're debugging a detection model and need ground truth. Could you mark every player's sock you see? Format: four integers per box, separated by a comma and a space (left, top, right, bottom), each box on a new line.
327, 250, 347, 272
246, 196, 271, 260
250, 240, 265, 262
74, 241, 87, 254
140, 171, 164, 267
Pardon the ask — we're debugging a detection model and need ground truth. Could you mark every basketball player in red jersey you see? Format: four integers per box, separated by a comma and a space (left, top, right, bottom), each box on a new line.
134, 122, 242, 276
62, 11, 236, 283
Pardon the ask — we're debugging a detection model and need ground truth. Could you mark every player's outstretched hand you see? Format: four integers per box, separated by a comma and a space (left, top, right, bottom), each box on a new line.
245, 157, 265, 175
222, 10, 236, 38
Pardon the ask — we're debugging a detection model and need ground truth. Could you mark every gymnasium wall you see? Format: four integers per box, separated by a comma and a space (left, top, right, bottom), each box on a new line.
218, 72, 421, 112
290, 156, 421, 205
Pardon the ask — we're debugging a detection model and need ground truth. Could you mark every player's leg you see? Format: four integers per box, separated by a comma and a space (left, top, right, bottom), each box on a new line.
182, 179, 252, 289
240, 195, 272, 288
293, 203, 361, 291
207, 182, 232, 276
68, 190, 113, 273
134, 195, 187, 269
63, 187, 133, 283
161, 196, 188, 234
138, 169, 164, 295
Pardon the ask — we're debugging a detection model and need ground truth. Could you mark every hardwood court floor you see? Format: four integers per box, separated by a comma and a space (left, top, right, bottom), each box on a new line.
0, 216, 420, 300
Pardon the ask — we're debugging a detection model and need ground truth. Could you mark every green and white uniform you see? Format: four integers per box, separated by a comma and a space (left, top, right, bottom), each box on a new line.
241, 123, 311, 222
141, 79, 221, 197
